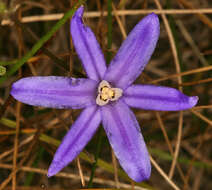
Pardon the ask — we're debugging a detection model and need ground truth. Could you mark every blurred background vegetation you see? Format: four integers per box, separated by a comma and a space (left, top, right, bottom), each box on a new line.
0, 0, 211, 189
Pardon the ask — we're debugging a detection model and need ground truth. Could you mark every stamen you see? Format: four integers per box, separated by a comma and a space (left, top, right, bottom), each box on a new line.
96, 80, 123, 106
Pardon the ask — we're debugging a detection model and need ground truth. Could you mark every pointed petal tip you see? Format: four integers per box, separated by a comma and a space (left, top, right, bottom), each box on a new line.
143, 13, 160, 35
149, 12, 158, 18
10, 84, 15, 96
146, 12, 160, 27
104, 12, 160, 88
70, 5, 107, 81
74, 5, 84, 18
47, 161, 61, 178
47, 172, 53, 178
47, 170, 54, 178
131, 165, 151, 182
189, 96, 199, 107
144, 12, 158, 20
10, 81, 20, 99
133, 157, 151, 182
101, 101, 151, 183
134, 172, 151, 183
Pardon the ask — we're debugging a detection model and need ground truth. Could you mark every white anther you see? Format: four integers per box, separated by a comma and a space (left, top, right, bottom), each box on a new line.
96, 80, 123, 106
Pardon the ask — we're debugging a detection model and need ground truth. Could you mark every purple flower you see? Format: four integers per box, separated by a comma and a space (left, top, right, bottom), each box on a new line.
10, 6, 198, 182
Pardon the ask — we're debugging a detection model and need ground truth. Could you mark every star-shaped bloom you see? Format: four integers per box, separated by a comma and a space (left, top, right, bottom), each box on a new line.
10, 6, 198, 182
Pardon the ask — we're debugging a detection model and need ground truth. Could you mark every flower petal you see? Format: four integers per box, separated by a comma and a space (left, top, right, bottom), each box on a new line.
101, 100, 151, 182
124, 85, 198, 111
71, 6, 107, 81
104, 13, 160, 89
48, 105, 101, 177
11, 76, 98, 109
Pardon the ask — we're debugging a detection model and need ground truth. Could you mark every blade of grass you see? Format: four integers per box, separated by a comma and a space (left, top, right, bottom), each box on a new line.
0, 0, 86, 84
24, 147, 45, 186
4, 116, 211, 190
87, 128, 104, 188
40, 133, 212, 189
150, 148, 212, 169
0, 60, 17, 66
0, 117, 16, 128
3, 118, 212, 171
40, 134, 154, 190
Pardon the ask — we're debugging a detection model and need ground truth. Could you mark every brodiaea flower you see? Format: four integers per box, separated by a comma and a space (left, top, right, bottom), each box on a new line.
10, 6, 198, 182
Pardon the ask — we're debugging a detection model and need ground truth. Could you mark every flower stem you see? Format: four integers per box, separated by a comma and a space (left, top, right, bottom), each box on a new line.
87, 128, 104, 188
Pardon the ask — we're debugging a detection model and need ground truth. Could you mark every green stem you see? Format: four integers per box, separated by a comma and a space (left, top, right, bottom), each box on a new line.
87, 128, 104, 188
0, 60, 17, 66
24, 147, 45, 186
0, 0, 86, 84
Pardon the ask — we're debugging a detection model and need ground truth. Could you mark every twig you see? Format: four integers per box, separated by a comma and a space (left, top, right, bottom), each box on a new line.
190, 109, 212, 126
0, 136, 33, 161
180, 78, 212, 86
150, 65, 212, 84
177, 0, 212, 29
0, 0, 86, 84
12, 102, 21, 190
176, 20, 208, 66
153, 0, 183, 180
2, 9, 212, 25
192, 105, 212, 110
192, 168, 204, 190
150, 156, 180, 190
169, 112, 183, 178
112, 3, 127, 39
0, 124, 42, 190
76, 157, 85, 187
154, 112, 188, 187
0, 164, 147, 190
111, 149, 120, 189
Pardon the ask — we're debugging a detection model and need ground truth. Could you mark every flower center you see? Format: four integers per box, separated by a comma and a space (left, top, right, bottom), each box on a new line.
96, 80, 123, 106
